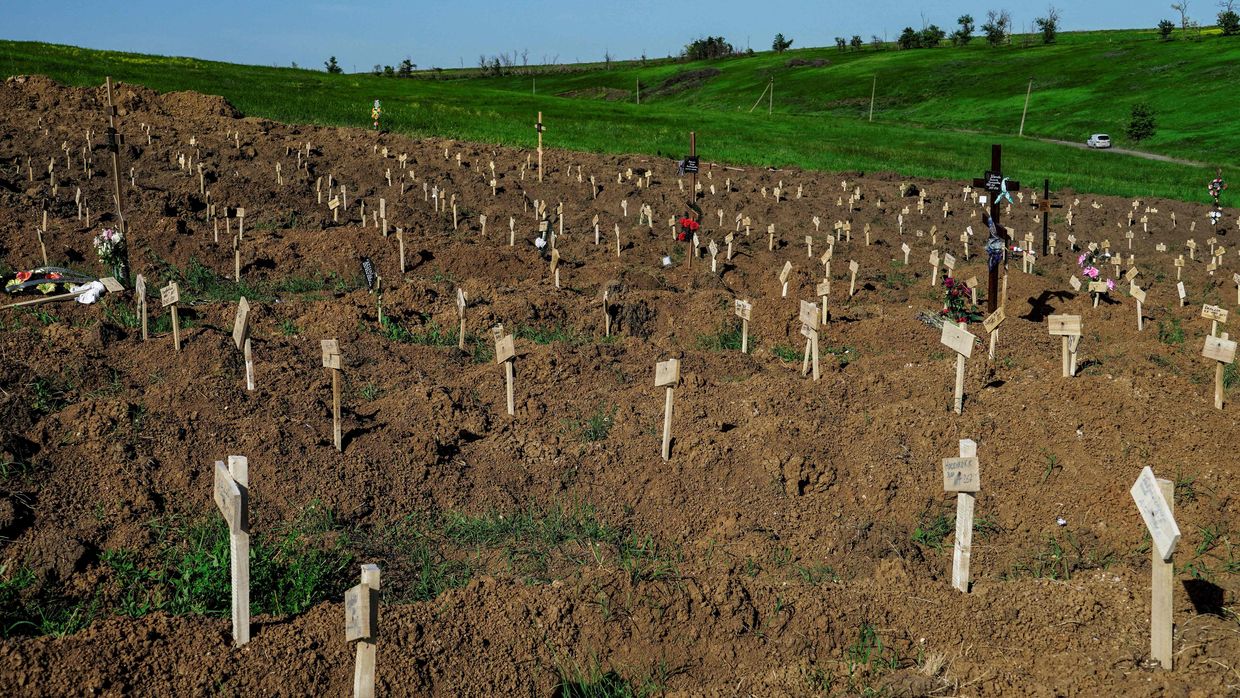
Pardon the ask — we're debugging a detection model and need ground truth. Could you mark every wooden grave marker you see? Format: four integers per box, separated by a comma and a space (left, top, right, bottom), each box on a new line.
160, 282, 181, 352
940, 321, 975, 414
734, 299, 752, 353
982, 306, 1005, 361
848, 260, 859, 297
456, 289, 468, 350
345, 564, 381, 698
135, 273, 148, 341
495, 329, 516, 416
799, 300, 820, 381
901, 242, 911, 265
321, 339, 343, 451
1202, 333, 1237, 409
1130, 467, 1179, 670
779, 261, 793, 298
1131, 283, 1147, 331
233, 297, 254, 390
1048, 315, 1082, 377
1201, 304, 1228, 337
655, 358, 680, 461
944, 439, 979, 592
213, 456, 249, 646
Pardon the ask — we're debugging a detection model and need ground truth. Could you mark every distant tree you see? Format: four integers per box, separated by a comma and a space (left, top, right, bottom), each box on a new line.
397, 58, 415, 77
324, 56, 343, 74
953, 14, 976, 45
897, 27, 921, 50
1171, 2, 1191, 29
1220, 1, 1240, 35
604, 49, 613, 69
1035, 6, 1062, 44
1158, 18, 1176, 39
982, 9, 1013, 46
921, 24, 947, 47
683, 36, 734, 60
1127, 103, 1157, 141
835, 36, 847, 51
871, 34, 885, 50
371, 64, 382, 76
851, 35, 864, 50
772, 33, 794, 52
382, 65, 394, 77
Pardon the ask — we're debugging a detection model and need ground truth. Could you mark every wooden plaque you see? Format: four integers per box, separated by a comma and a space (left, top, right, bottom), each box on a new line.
328, 197, 340, 210
725, 232, 734, 244
1130, 467, 1180, 561
344, 583, 374, 642
1201, 304, 1229, 324
779, 261, 793, 284
1124, 267, 1140, 282
490, 323, 505, 344
799, 301, 819, 330
1202, 335, 1238, 364
1048, 315, 1082, 337
849, 260, 859, 274
1088, 281, 1109, 294
929, 250, 940, 266
236, 208, 246, 219
1177, 282, 1186, 299
1069, 276, 1082, 291
654, 359, 680, 387
816, 280, 830, 297
940, 322, 975, 359
820, 248, 833, 264
550, 248, 560, 272
1130, 284, 1147, 304
495, 334, 515, 364
734, 300, 752, 321
100, 277, 124, 293
965, 276, 978, 289
901, 243, 911, 255
942, 456, 980, 493
232, 297, 251, 350
943, 253, 957, 270
456, 288, 467, 313
160, 282, 180, 308
213, 461, 244, 532
321, 339, 342, 369
982, 307, 1006, 334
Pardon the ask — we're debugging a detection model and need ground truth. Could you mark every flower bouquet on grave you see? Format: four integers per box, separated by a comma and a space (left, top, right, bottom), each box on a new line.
941, 275, 983, 324
1077, 249, 1116, 304
677, 216, 700, 242
3, 267, 96, 296
93, 227, 128, 281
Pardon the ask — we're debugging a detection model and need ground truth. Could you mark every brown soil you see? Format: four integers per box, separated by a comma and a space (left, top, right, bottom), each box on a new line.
0, 74, 1238, 696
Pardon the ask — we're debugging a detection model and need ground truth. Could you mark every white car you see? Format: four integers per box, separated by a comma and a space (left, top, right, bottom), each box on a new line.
1087, 134, 1112, 149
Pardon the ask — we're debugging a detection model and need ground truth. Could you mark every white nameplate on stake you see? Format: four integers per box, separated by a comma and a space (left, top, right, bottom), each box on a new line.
942, 456, 980, 492
1130, 467, 1180, 561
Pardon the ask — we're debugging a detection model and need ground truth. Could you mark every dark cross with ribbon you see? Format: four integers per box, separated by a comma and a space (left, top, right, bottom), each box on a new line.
972, 145, 1020, 313
1035, 179, 1062, 256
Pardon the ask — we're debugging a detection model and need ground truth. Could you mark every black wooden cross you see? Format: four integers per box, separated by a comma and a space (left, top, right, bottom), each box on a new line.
972, 145, 1020, 313
1035, 179, 1062, 256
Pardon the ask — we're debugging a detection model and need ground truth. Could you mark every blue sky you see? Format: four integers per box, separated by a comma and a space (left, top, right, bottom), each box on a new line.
3, 1, 1174, 72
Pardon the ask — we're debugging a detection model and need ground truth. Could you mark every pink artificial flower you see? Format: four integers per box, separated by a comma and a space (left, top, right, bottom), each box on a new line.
1106, 279, 1116, 291
1084, 266, 1100, 279
1078, 253, 1087, 265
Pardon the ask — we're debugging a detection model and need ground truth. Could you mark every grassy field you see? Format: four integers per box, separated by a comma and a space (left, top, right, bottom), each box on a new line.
1, 29, 1237, 203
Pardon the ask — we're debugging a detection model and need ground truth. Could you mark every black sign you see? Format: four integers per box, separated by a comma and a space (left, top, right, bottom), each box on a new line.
535, 122, 545, 133
981, 171, 1003, 192
360, 257, 376, 290
106, 127, 119, 154
683, 156, 700, 174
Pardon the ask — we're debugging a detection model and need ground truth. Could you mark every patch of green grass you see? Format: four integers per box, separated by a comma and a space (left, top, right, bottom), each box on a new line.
278, 318, 301, 336
1040, 451, 1062, 484
554, 658, 664, 698
1225, 363, 1239, 391
824, 344, 855, 368
696, 321, 746, 351
793, 563, 839, 584
377, 315, 492, 363
106, 503, 353, 619
912, 509, 953, 552
0, 565, 100, 638
29, 374, 77, 415
1158, 318, 1185, 346
565, 404, 617, 442
1006, 533, 1116, 581
846, 622, 903, 673
772, 344, 800, 363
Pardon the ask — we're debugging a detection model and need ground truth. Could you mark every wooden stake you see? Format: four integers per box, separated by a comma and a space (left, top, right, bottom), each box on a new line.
213, 456, 250, 646
655, 359, 680, 460
945, 440, 979, 593
322, 340, 343, 451
1130, 468, 1180, 671
160, 283, 181, 352
346, 564, 381, 698
495, 331, 516, 416
456, 288, 467, 350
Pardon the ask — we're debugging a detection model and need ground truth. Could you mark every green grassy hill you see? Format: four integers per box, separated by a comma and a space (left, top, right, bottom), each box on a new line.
1, 30, 1236, 203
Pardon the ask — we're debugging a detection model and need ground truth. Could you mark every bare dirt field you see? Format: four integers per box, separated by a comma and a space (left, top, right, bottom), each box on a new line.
0, 75, 1238, 696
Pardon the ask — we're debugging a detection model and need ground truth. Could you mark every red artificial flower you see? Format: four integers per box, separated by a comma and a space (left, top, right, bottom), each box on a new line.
48, 272, 62, 280
15, 271, 31, 282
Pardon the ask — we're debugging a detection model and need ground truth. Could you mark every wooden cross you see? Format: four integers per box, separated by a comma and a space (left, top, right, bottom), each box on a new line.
1130, 468, 1179, 670
655, 359, 681, 460
1035, 179, 1061, 256
535, 112, 544, 181
972, 145, 1020, 313
345, 564, 381, 697
944, 440, 979, 592
213, 456, 250, 646
322, 340, 343, 451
